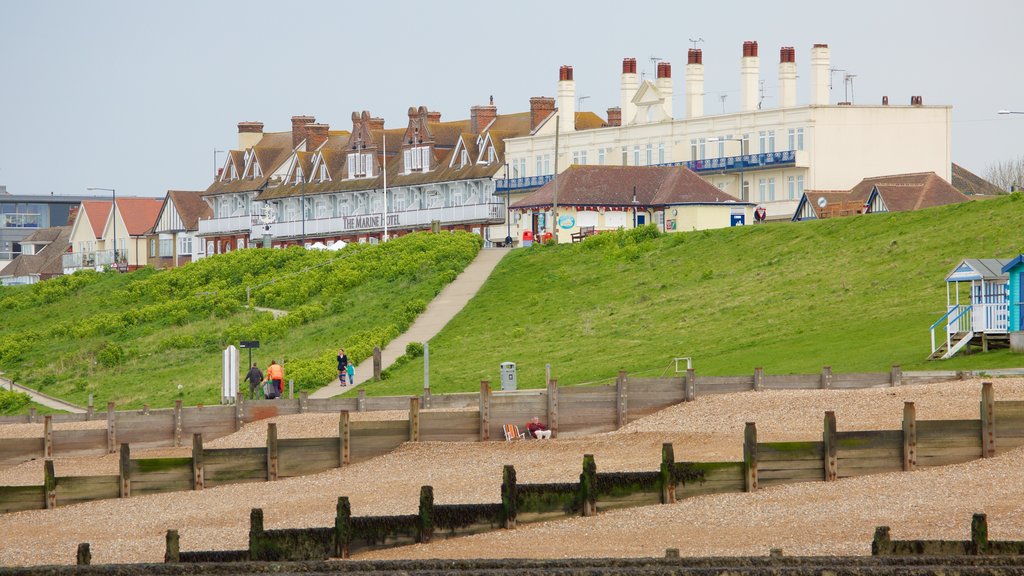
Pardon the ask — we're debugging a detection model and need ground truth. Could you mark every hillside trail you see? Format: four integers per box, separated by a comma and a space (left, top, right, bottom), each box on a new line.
309, 247, 508, 399
0, 373, 85, 414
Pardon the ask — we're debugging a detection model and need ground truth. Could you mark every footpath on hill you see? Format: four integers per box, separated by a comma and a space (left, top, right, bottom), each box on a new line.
309, 248, 508, 399
0, 374, 83, 414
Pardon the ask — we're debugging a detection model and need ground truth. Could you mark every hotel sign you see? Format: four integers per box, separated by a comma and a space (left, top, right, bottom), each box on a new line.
344, 214, 400, 230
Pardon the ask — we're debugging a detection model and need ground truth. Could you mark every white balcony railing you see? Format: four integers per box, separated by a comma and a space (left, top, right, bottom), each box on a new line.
253, 203, 503, 239
62, 250, 118, 271
197, 214, 254, 236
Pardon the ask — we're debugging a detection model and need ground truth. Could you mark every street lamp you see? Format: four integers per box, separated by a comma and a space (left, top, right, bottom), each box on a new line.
708, 137, 747, 202
213, 149, 225, 179
632, 186, 639, 228
998, 110, 1024, 115
504, 163, 513, 246
87, 187, 117, 269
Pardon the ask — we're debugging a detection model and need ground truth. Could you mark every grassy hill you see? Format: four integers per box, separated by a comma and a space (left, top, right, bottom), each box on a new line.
0, 232, 481, 409
370, 194, 1024, 396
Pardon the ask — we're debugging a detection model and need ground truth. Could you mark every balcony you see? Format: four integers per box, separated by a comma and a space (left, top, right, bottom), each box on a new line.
62, 250, 121, 272
663, 150, 797, 173
495, 175, 554, 191
256, 203, 504, 239
196, 214, 254, 236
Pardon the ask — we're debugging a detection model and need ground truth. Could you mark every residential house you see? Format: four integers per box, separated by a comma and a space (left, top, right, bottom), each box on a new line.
148, 190, 213, 268
63, 198, 163, 272
0, 226, 72, 285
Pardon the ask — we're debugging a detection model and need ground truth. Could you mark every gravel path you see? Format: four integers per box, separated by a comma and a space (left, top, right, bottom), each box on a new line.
1, 378, 1022, 566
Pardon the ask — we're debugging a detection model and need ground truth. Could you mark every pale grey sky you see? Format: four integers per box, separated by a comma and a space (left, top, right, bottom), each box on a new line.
1, 0, 1021, 197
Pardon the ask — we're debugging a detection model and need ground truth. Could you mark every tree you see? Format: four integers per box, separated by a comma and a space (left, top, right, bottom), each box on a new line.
985, 156, 1024, 192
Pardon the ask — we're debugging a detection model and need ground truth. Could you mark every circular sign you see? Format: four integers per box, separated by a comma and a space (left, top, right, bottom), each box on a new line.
817, 196, 828, 209
557, 215, 576, 229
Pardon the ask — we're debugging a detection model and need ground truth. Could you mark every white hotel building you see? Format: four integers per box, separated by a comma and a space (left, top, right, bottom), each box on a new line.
497, 42, 952, 225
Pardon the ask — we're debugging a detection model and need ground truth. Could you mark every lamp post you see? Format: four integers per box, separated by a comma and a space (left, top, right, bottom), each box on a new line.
998, 110, 1024, 115
300, 177, 306, 245
504, 163, 513, 246
707, 137, 747, 202
632, 186, 639, 228
213, 149, 225, 179
87, 187, 117, 269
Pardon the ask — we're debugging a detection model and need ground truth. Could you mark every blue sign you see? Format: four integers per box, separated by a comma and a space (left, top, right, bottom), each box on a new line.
558, 215, 576, 229
730, 214, 745, 227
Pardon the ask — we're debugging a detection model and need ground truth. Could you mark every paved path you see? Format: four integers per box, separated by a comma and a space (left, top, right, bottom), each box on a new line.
310, 248, 508, 399
254, 306, 288, 319
0, 373, 86, 413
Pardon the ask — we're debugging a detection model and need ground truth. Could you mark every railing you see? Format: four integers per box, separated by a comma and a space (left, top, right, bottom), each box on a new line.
662, 150, 797, 174
495, 175, 554, 191
196, 214, 253, 236
930, 304, 970, 356
259, 203, 504, 239
972, 302, 1009, 334
61, 250, 119, 271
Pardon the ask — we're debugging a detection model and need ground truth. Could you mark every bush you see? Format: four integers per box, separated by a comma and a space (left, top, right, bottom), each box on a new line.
405, 342, 424, 358
0, 389, 31, 414
96, 342, 124, 368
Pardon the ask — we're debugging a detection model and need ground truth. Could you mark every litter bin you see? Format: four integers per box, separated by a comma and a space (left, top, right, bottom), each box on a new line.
541, 231, 553, 243
521, 230, 533, 248
500, 362, 517, 391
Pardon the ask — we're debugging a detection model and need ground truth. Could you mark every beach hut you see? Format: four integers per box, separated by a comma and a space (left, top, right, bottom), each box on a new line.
1001, 256, 1024, 352
929, 258, 1011, 359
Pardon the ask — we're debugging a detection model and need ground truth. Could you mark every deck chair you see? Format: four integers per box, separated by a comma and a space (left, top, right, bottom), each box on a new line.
503, 424, 526, 441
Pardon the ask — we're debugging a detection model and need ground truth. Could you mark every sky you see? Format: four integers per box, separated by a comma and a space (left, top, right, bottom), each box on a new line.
1, 0, 1022, 198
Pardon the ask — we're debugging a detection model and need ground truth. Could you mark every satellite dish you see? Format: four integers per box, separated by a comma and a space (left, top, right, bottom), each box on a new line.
817, 196, 828, 209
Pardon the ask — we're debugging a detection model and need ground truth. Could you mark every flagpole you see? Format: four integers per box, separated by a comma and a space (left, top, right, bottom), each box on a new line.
382, 132, 389, 242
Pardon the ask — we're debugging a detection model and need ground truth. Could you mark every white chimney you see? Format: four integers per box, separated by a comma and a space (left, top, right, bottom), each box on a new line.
778, 46, 797, 108
685, 49, 704, 118
810, 43, 830, 106
557, 65, 576, 133
237, 121, 264, 150
740, 41, 760, 112
655, 61, 673, 119
620, 58, 638, 126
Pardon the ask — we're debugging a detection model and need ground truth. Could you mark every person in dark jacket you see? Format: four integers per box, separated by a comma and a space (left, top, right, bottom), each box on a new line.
337, 348, 349, 385
244, 363, 263, 400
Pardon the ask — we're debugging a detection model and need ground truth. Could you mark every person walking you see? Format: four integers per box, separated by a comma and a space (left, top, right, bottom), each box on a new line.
337, 348, 349, 385
266, 360, 284, 399
244, 362, 263, 400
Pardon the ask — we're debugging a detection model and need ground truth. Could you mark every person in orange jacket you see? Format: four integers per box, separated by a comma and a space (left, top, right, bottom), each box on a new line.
265, 360, 284, 399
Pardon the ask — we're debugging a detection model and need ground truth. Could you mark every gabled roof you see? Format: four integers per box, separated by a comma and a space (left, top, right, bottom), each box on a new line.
0, 226, 71, 279
165, 190, 213, 230
946, 259, 1013, 283
952, 163, 1005, 196
82, 201, 112, 239
114, 198, 164, 236
866, 176, 969, 212
19, 226, 68, 245
205, 131, 293, 196
1001, 255, 1024, 274
511, 165, 743, 209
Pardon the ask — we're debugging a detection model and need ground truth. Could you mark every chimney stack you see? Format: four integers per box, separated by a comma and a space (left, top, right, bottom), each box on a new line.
685, 49, 704, 119
911, 96, 923, 106
740, 41, 760, 112
237, 121, 264, 150
656, 61, 673, 119
530, 96, 555, 131
810, 43, 830, 106
365, 115, 385, 131
778, 47, 797, 108
557, 65, 576, 132
470, 99, 498, 133
426, 110, 442, 123
621, 58, 639, 126
305, 123, 329, 150
882, 95, 889, 106
291, 116, 316, 149
606, 107, 621, 127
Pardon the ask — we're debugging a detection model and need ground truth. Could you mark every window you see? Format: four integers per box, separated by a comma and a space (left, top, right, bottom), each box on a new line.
487, 147, 496, 164
347, 153, 374, 178
536, 155, 543, 176
797, 128, 805, 151
741, 134, 750, 156
742, 179, 750, 200
768, 130, 775, 153
646, 143, 653, 166
797, 175, 805, 196
787, 128, 795, 150
621, 146, 628, 165
149, 239, 157, 258
237, 238, 246, 250
318, 163, 329, 182
404, 146, 431, 173
572, 151, 580, 165
543, 154, 551, 175
598, 148, 606, 165
698, 138, 706, 160
758, 131, 766, 153
460, 149, 470, 168
633, 145, 640, 166
768, 177, 776, 201
787, 176, 795, 199
179, 235, 192, 256
758, 178, 766, 202
690, 139, 696, 161
658, 143, 665, 164
579, 150, 587, 165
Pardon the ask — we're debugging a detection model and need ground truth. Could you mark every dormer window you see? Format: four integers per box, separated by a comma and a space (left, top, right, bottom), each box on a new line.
252, 159, 263, 179
347, 152, 374, 179
459, 149, 470, 168
487, 147, 496, 164
318, 163, 329, 183
403, 146, 431, 174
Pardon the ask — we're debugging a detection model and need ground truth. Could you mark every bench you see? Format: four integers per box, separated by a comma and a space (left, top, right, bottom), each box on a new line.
571, 226, 596, 243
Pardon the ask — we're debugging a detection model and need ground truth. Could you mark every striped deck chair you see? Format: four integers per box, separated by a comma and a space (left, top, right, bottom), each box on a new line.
503, 424, 526, 441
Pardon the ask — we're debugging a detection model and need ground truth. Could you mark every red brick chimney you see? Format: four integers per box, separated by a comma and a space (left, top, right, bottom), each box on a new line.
530, 96, 555, 131
291, 116, 316, 149
306, 123, 329, 150
559, 65, 574, 81
606, 107, 621, 127
622, 58, 637, 74
780, 46, 795, 63
365, 116, 385, 131
656, 62, 672, 78
470, 100, 498, 133
426, 111, 442, 123
238, 121, 264, 134
688, 49, 702, 64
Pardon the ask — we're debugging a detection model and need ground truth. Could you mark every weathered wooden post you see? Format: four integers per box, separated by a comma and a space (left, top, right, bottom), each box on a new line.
86, 394, 94, 421
43, 415, 53, 458
871, 526, 893, 556
743, 422, 758, 492
479, 381, 491, 441
119, 443, 131, 498
890, 364, 902, 387
249, 508, 264, 561
685, 368, 695, 402
409, 397, 420, 442
299, 391, 309, 413
902, 402, 917, 471
971, 513, 989, 555
266, 423, 278, 481
357, 389, 366, 412
821, 366, 833, 389
580, 454, 597, 516
28, 407, 36, 423
823, 411, 837, 481
547, 379, 559, 439
288, 380, 294, 400
422, 387, 432, 410
615, 371, 628, 429
173, 400, 183, 447
981, 382, 995, 458
754, 367, 764, 391
501, 464, 517, 529
660, 443, 676, 504
235, 391, 244, 430
76, 543, 91, 565
106, 402, 117, 453
192, 433, 204, 490
44, 459, 56, 509
335, 497, 352, 559
372, 347, 382, 381
339, 411, 350, 467
417, 485, 434, 544
164, 529, 180, 563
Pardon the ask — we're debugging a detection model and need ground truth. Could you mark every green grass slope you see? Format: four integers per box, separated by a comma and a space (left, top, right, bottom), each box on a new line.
372, 194, 1024, 395
0, 232, 481, 409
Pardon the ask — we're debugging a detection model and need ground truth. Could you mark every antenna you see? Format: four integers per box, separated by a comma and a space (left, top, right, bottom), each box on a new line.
828, 68, 845, 91
688, 37, 704, 49
577, 93, 591, 110
843, 73, 857, 103
719, 94, 728, 113
642, 56, 662, 81
758, 79, 766, 110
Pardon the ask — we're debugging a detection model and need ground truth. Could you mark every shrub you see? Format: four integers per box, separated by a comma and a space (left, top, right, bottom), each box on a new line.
96, 342, 124, 368
405, 342, 424, 358
0, 389, 31, 414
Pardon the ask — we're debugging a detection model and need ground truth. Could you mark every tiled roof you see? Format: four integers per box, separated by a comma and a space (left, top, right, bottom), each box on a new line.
511, 165, 741, 209
0, 226, 71, 279
799, 190, 855, 218
166, 190, 212, 230
82, 200, 112, 239
116, 198, 164, 236
488, 112, 532, 133
205, 132, 294, 196
952, 163, 1005, 196
19, 226, 68, 244
574, 111, 606, 131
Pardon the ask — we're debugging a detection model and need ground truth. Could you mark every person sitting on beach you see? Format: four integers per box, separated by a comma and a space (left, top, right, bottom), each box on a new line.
526, 416, 551, 439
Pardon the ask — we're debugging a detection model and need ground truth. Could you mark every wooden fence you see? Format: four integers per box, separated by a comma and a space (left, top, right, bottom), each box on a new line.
873, 513, 1024, 556
158, 382, 1018, 562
